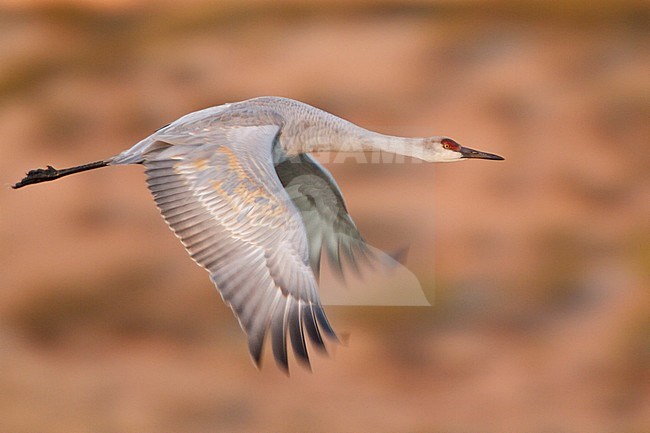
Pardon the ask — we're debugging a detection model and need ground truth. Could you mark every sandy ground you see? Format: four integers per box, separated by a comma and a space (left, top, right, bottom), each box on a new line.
1, 1, 648, 432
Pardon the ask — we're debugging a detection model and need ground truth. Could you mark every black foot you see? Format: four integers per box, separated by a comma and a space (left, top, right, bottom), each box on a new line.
12, 160, 108, 189
12, 166, 60, 189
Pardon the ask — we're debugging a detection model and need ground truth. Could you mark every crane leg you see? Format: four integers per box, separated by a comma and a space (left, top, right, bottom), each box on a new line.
12, 160, 109, 189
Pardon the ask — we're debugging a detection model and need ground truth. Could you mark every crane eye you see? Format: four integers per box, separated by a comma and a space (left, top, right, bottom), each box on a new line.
441, 138, 460, 151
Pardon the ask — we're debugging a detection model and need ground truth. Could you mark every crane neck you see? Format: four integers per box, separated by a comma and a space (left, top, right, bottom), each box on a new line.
281, 113, 425, 159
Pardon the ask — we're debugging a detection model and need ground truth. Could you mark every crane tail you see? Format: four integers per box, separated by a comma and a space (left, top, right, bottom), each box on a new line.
12, 160, 110, 189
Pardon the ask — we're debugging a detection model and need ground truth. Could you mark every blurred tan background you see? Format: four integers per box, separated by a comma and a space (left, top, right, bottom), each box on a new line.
1, 1, 648, 432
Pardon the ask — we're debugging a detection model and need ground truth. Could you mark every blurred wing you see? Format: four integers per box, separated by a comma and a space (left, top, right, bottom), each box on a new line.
274, 153, 376, 278
143, 125, 336, 371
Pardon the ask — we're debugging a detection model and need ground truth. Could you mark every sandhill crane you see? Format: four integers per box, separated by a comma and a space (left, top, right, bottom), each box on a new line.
13, 96, 503, 372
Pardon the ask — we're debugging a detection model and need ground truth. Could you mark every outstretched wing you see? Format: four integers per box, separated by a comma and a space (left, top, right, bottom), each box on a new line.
143, 125, 336, 371
274, 153, 376, 278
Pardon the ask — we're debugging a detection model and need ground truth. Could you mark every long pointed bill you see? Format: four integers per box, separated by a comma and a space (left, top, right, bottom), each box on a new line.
460, 146, 504, 161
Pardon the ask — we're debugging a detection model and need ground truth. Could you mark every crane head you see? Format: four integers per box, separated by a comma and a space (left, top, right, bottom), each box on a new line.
421, 137, 504, 162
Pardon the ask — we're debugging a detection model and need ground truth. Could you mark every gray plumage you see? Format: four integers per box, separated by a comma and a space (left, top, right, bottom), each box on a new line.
13, 96, 504, 372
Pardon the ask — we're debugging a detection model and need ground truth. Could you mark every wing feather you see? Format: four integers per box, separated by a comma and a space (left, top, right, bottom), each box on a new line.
271, 295, 291, 372
274, 153, 377, 279
289, 300, 309, 367
143, 125, 335, 371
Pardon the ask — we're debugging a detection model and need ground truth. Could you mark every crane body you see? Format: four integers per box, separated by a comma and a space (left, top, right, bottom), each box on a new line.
13, 96, 503, 372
